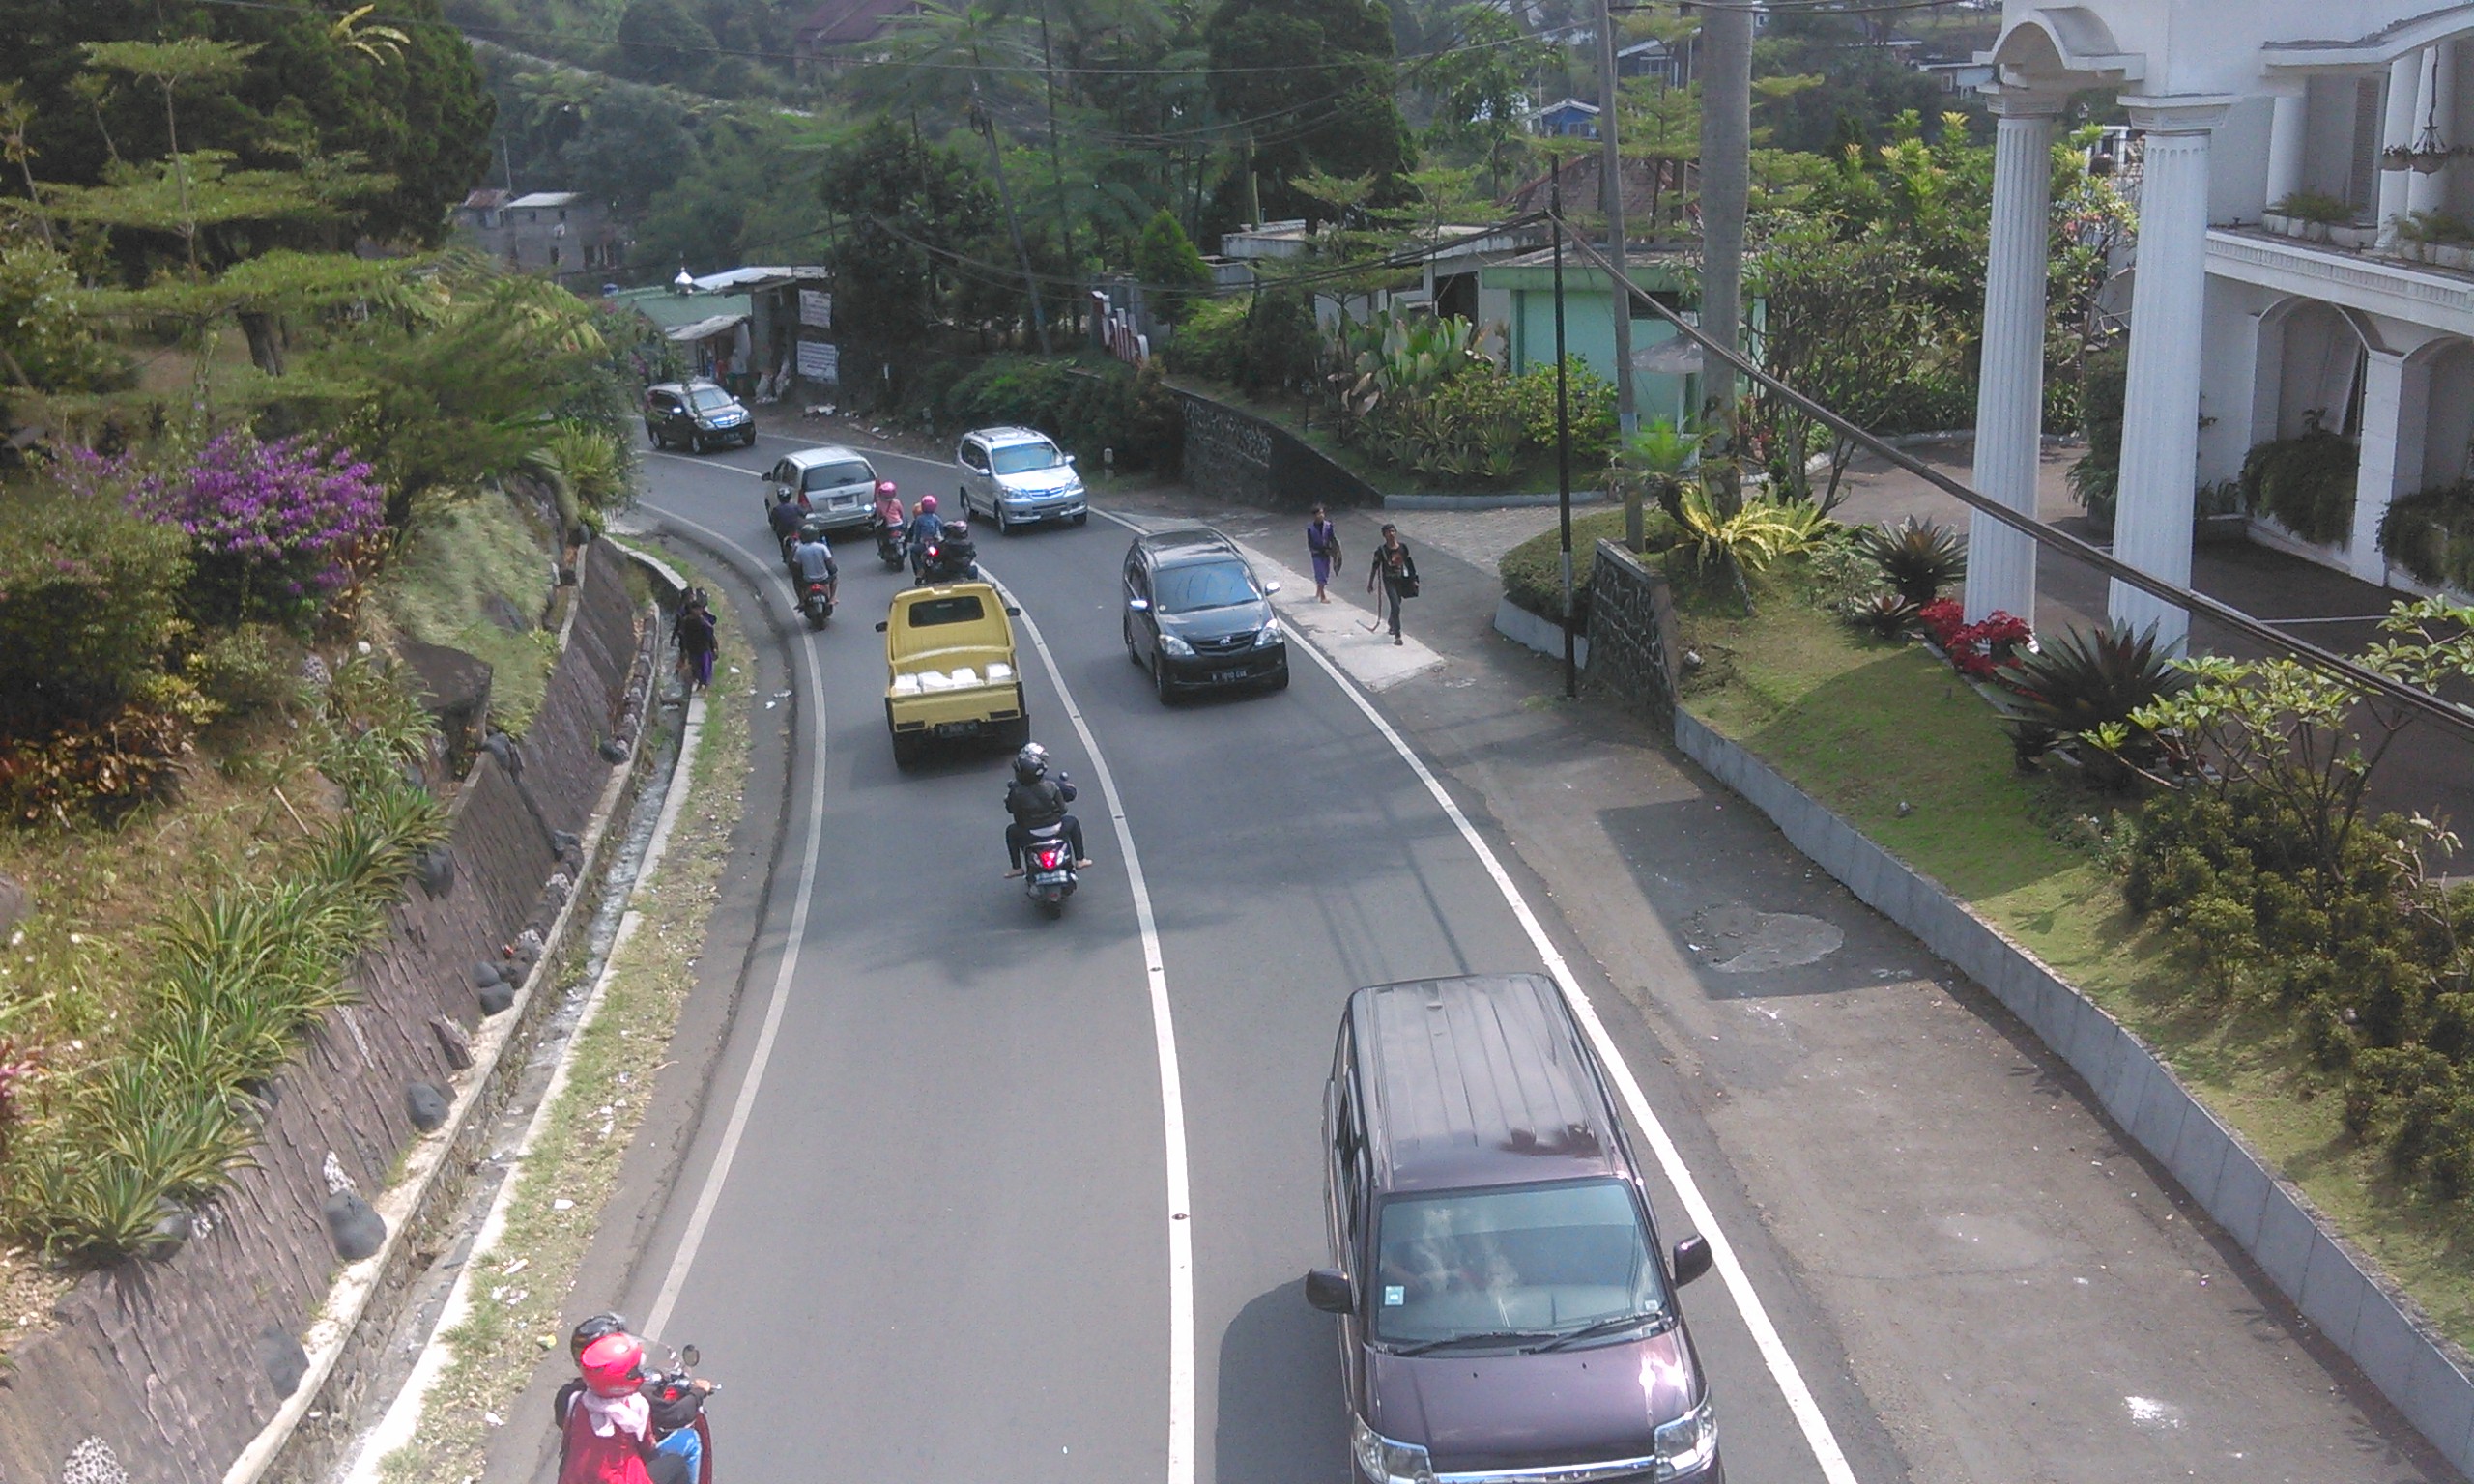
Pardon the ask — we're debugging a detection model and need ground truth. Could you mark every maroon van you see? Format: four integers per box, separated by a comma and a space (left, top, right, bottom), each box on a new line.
1307, 974, 1721, 1483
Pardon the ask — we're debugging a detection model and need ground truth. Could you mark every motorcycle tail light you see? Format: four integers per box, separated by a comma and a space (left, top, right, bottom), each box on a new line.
1035, 844, 1066, 868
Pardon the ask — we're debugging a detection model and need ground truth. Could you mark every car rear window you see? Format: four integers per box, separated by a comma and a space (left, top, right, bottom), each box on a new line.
906, 595, 988, 627
1371, 1179, 1663, 1347
803, 460, 875, 491
689, 387, 734, 412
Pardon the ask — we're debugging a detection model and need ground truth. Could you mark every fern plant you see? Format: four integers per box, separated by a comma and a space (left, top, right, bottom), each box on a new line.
1858, 516, 1967, 605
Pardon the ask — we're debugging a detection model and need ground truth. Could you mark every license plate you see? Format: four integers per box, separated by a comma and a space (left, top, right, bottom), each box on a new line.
933, 721, 981, 737
1204, 670, 1249, 685
1032, 870, 1069, 884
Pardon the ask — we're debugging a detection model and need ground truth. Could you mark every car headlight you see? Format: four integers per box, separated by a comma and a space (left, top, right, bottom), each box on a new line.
1351, 1417, 1434, 1484
1253, 619, 1282, 648
1654, 1397, 1716, 1479
1159, 634, 1195, 658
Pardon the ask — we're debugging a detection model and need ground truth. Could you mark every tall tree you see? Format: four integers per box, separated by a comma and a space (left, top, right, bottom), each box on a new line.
818, 118, 1000, 385
1204, 0, 1412, 225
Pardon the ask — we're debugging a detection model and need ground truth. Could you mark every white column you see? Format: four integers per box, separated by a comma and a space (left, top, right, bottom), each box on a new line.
2348, 347, 2431, 585
2110, 100, 2230, 651
2409, 43, 2459, 218
2264, 87, 2307, 211
1964, 91, 2063, 624
2379, 52, 2422, 236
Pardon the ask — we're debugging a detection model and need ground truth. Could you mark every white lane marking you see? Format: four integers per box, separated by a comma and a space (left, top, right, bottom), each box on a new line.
646, 448, 772, 477
1093, 509, 1860, 1484
341, 695, 708, 1480
979, 559, 1197, 1484
641, 505, 831, 1341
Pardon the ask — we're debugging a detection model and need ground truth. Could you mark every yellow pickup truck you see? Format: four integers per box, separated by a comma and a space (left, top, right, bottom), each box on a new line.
875, 582, 1031, 767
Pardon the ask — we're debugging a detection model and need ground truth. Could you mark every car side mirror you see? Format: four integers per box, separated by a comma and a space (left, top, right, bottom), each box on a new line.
1305, 1268, 1355, 1314
1067, 453, 1079, 466
1128, 596, 1150, 613
1671, 1235, 1712, 1288
1264, 581, 1281, 595
1005, 605, 1021, 616
874, 620, 888, 632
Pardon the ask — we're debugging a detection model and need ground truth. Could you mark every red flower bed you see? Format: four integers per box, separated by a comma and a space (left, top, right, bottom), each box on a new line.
1916, 600, 2032, 681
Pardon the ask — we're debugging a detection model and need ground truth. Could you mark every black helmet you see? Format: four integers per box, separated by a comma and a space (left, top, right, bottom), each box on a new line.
1012, 742, 1049, 783
943, 518, 969, 539
570, 1311, 629, 1360
775, 488, 793, 504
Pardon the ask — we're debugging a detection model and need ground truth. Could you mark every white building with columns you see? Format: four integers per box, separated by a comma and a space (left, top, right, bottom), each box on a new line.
1962, 3, 2474, 647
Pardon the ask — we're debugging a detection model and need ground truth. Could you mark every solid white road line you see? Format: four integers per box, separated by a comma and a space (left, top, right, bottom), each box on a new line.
980, 559, 1198, 1484
1094, 510, 1860, 1484
640, 505, 831, 1341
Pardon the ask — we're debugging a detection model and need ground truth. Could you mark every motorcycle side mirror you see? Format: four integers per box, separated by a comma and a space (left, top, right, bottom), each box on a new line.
874, 620, 888, 632
1671, 1235, 1712, 1287
1305, 1268, 1355, 1314
1005, 605, 1022, 616
680, 1343, 700, 1368
1264, 581, 1281, 595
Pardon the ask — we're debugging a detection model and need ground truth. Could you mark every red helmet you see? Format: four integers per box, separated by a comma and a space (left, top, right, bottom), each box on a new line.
580, 1332, 646, 1398
918, 494, 937, 512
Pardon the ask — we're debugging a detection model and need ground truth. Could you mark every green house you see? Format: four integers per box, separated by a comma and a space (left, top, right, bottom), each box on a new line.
1478, 249, 1706, 429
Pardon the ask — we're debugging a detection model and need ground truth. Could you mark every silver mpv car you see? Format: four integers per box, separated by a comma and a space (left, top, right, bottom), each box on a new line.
957, 426, 1089, 534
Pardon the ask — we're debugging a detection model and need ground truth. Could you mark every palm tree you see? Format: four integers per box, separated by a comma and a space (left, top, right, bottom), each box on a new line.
1611, 416, 1702, 550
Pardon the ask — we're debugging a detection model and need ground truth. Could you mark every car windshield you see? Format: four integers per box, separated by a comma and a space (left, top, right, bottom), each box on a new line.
1154, 559, 1258, 614
689, 387, 734, 412
1371, 1180, 1664, 1349
991, 441, 1065, 475
803, 461, 874, 491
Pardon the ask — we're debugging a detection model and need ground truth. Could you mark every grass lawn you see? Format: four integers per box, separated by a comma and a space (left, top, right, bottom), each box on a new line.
379, 487, 561, 734
1670, 559, 2474, 1350
1160, 373, 1573, 496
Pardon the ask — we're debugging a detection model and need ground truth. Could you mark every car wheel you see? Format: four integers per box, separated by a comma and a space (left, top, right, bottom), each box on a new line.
890, 731, 926, 769
995, 503, 1013, 537
1071, 511, 1088, 527
1264, 663, 1290, 693
992, 714, 1030, 750
1152, 653, 1174, 705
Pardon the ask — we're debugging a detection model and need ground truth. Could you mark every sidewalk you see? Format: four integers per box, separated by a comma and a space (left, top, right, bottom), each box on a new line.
1100, 481, 2458, 1484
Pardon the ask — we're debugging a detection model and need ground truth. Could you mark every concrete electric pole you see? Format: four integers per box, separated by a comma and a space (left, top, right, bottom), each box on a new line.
1698, 0, 1751, 510
1595, 0, 1639, 549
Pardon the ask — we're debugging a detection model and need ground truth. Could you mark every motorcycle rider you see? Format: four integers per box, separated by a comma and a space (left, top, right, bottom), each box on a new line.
906, 494, 943, 578
791, 519, 838, 611
1002, 742, 1091, 876
554, 1315, 706, 1484
924, 517, 977, 582
560, 1331, 669, 1484
766, 488, 804, 547
873, 481, 906, 533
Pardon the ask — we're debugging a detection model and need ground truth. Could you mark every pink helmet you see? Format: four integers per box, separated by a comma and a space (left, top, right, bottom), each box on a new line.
580, 1332, 646, 1398
918, 494, 937, 512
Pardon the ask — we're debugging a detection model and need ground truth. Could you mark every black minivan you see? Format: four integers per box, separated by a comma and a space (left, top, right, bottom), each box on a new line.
1309, 974, 1721, 1484
1121, 528, 1288, 702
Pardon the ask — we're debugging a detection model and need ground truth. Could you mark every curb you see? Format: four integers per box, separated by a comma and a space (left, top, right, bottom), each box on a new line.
1672, 706, 2474, 1477
1382, 490, 1611, 511
224, 544, 662, 1484
1493, 598, 1591, 669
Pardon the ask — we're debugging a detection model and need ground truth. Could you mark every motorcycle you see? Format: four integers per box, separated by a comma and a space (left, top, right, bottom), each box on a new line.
644, 1342, 718, 1484
915, 532, 980, 586
874, 519, 907, 571
801, 579, 834, 629
1021, 823, 1079, 918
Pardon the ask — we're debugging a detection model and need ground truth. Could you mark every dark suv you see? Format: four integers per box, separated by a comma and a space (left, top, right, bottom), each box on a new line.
645, 379, 755, 452
1309, 974, 1721, 1484
1120, 528, 1287, 702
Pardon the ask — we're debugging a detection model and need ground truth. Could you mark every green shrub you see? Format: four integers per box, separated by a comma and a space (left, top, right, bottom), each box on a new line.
1996, 621, 2189, 781
1164, 297, 1248, 384
2379, 478, 2474, 592
1500, 507, 1681, 628
187, 625, 306, 726
0, 481, 192, 731
1510, 357, 1617, 468
2068, 345, 2128, 529
935, 354, 1182, 473
2270, 190, 2359, 224
2240, 419, 2359, 546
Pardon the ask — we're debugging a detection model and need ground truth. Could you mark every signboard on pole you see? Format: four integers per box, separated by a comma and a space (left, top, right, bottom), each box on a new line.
796, 339, 839, 383
798, 289, 833, 328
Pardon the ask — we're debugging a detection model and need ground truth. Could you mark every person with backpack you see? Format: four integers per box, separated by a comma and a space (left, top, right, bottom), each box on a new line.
1366, 523, 1419, 644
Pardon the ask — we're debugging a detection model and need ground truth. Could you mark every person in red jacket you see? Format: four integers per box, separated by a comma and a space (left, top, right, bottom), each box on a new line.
561, 1332, 663, 1484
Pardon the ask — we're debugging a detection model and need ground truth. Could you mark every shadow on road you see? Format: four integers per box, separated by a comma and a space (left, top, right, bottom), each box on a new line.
1217, 1276, 1347, 1484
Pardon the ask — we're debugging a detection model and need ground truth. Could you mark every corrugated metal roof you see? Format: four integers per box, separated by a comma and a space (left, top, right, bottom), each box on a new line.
611, 287, 754, 331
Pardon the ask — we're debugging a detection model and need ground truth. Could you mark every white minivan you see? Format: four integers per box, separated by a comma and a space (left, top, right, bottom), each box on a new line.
956, 426, 1089, 534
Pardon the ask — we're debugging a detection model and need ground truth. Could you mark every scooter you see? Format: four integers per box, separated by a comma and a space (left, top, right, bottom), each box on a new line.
1021, 823, 1079, 918
915, 530, 980, 585
874, 520, 907, 571
801, 579, 834, 629
645, 1342, 718, 1484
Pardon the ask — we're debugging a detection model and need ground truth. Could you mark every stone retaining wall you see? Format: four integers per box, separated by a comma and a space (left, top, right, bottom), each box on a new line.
1172, 388, 1380, 511
1576, 539, 1679, 724
0, 551, 649, 1484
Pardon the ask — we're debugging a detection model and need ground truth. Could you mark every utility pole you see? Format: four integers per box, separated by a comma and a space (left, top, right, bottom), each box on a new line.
1037, 0, 1077, 338
1699, 0, 1752, 511
1595, 0, 1639, 550
972, 83, 1053, 355
1552, 165, 1577, 700
1243, 132, 1262, 227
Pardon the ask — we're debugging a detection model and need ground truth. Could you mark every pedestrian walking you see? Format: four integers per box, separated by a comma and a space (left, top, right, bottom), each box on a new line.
1366, 523, 1419, 644
674, 591, 718, 692
1306, 504, 1341, 603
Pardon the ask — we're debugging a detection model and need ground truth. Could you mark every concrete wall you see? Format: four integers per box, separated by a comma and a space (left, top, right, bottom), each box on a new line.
1674, 705, 2474, 1480
1173, 387, 1382, 511
0, 553, 650, 1484
1576, 539, 1680, 724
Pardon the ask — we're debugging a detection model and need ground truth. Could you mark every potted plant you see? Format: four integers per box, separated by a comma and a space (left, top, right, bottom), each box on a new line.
2269, 191, 2358, 245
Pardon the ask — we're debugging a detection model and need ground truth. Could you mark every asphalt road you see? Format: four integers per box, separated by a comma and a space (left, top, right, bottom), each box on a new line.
604, 429, 1900, 1484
